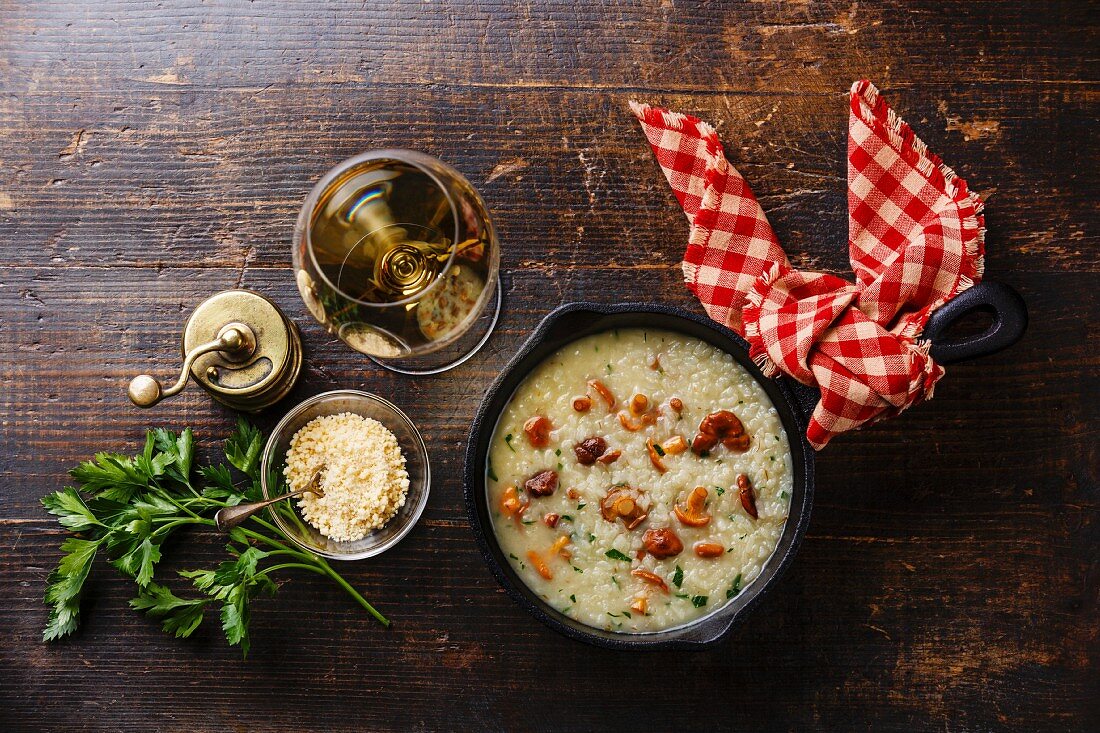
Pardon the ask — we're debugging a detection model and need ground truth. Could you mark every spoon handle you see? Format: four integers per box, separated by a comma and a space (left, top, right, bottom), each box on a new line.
214, 486, 314, 532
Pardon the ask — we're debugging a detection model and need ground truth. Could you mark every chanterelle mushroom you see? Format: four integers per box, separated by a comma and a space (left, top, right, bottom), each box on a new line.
599, 485, 649, 530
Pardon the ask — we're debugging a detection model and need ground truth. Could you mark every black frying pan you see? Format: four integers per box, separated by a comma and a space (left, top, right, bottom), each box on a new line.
463, 281, 1027, 649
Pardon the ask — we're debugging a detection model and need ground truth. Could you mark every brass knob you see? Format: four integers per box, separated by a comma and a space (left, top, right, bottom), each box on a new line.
128, 324, 255, 408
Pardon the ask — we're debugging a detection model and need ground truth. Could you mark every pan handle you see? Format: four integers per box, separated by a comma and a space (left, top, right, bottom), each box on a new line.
923, 281, 1028, 365
779, 281, 1027, 420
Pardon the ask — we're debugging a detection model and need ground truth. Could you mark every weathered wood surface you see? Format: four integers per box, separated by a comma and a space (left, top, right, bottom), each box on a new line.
0, 2, 1095, 731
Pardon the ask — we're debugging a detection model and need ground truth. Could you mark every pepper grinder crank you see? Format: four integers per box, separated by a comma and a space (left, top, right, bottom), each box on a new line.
127, 290, 303, 412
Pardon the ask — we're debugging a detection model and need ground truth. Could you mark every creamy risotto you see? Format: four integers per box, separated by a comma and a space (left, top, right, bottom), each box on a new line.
487, 328, 792, 633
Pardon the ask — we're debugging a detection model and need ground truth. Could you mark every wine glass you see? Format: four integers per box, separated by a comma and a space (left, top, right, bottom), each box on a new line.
293, 150, 501, 374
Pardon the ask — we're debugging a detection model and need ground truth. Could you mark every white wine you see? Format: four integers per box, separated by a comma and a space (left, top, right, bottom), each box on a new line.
295, 155, 496, 359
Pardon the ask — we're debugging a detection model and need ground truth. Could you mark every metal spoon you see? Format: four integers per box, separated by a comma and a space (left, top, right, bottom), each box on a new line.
214, 468, 326, 532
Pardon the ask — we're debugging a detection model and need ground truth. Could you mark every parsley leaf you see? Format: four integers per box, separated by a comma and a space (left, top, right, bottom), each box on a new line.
673, 565, 683, 588
43, 537, 101, 641
604, 549, 632, 562
224, 418, 262, 479
130, 582, 210, 638
69, 452, 149, 502
691, 595, 708, 608
200, 463, 240, 504
41, 487, 102, 532
726, 573, 743, 599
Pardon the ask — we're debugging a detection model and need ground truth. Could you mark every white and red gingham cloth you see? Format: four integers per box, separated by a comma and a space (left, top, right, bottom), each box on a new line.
631, 80, 985, 449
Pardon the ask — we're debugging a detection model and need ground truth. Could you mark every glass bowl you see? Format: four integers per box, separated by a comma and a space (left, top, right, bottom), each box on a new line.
260, 390, 430, 560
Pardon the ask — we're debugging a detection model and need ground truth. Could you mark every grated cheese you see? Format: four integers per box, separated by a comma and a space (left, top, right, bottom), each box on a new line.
284, 412, 409, 542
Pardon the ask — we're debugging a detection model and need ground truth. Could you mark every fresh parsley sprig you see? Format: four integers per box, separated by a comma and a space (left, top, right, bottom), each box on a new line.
42, 419, 387, 655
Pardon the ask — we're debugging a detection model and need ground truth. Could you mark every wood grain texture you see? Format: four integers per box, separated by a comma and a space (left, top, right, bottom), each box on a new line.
0, 1, 1096, 731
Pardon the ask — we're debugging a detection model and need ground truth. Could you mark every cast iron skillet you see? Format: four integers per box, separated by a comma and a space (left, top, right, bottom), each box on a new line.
463, 281, 1027, 650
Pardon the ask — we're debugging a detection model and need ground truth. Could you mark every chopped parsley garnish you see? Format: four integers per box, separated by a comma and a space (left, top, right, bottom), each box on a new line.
572, 565, 583, 574
560, 514, 574, 522
672, 565, 684, 588
675, 593, 689, 600
570, 594, 576, 603
606, 363, 613, 374
508, 553, 518, 561
487, 462, 498, 482
652, 442, 666, 457
691, 595, 708, 608
587, 533, 596, 543
621, 610, 631, 618
610, 575, 620, 588
504, 434, 516, 452
522, 519, 535, 525
555, 448, 562, 456
577, 502, 586, 510
780, 490, 790, 500
556, 462, 563, 471
715, 486, 725, 496
726, 573, 743, 599
605, 549, 632, 562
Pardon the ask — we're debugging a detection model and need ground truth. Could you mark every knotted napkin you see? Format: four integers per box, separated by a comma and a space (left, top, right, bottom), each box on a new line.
631, 80, 985, 449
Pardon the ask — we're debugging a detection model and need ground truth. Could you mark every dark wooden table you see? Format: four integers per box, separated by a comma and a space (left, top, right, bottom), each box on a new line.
1, 2, 1096, 730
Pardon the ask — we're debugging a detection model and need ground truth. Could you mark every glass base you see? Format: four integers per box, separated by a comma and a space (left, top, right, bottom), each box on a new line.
368, 278, 502, 375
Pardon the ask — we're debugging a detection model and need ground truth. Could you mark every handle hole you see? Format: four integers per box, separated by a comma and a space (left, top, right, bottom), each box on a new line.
934, 305, 995, 343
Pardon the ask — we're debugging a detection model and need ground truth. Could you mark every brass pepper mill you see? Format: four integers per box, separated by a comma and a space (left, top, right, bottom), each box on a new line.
128, 290, 303, 412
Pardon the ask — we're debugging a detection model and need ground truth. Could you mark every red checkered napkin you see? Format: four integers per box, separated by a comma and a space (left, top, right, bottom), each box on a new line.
630, 80, 985, 449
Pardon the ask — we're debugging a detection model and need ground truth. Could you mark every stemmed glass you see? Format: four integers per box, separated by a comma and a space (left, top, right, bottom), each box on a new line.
293, 150, 500, 374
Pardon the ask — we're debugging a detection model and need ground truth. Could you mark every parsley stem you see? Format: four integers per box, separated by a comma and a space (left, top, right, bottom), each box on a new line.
152, 517, 209, 536
275, 502, 312, 537
248, 512, 295, 539
257, 549, 310, 560
240, 519, 385, 625
236, 526, 298, 554
315, 558, 389, 627
258, 562, 328, 577
154, 490, 205, 520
